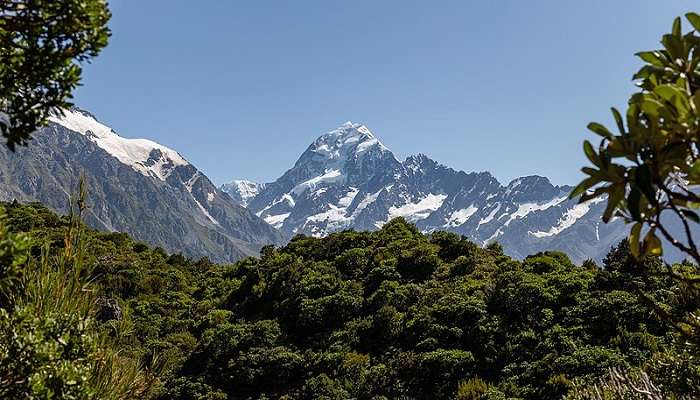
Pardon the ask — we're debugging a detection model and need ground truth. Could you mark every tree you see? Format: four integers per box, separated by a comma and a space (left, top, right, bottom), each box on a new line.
0, 0, 111, 150
572, 13, 700, 339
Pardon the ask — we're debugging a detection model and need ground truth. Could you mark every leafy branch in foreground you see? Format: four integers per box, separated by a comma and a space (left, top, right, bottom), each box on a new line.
572, 13, 700, 340
0, 0, 111, 150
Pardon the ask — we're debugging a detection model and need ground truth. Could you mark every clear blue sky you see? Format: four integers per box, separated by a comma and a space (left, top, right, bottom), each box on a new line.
74, 0, 697, 186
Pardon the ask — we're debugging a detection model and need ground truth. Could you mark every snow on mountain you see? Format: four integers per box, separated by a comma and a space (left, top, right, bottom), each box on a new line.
231, 121, 629, 262
386, 193, 448, 224
445, 205, 479, 228
292, 169, 344, 195
528, 197, 606, 238
221, 179, 264, 207
264, 212, 291, 229
2, 108, 283, 262
305, 121, 391, 164
48, 108, 188, 181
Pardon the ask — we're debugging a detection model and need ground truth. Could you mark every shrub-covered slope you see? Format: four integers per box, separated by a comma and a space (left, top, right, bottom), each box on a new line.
4, 201, 696, 399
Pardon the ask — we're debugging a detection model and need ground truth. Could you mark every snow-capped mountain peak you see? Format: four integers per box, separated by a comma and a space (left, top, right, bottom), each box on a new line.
48, 108, 188, 181
303, 121, 390, 165
225, 123, 628, 262
220, 179, 264, 207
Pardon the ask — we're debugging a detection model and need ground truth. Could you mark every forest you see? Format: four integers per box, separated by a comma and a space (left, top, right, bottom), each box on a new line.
1, 201, 697, 399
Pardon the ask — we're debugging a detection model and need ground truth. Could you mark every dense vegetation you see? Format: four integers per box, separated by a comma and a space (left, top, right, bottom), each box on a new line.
0, 199, 152, 399
2, 201, 698, 399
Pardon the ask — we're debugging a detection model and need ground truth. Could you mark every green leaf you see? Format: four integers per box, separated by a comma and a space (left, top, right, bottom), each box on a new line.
570, 176, 598, 199
634, 165, 656, 204
655, 84, 690, 114
611, 107, 625, 134
606, 139, 627, 158
643, 230, 663, 256
581, 186, 608, 203
673, 16, 682, 38
635, 51, 665, 67
583, 140, 600, 166
587, 122, 613, 139
581, 167, 611, 182
686, 12, 700, 32
602, 202, 615, 223
640, 97, 664, 118
628, 188, 642, 221
629, 222, 643, 258
602, 188, 623, 223
662, 34, 684, 60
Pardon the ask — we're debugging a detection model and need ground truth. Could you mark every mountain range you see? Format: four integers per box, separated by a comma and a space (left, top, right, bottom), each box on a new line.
0, 108, 283, 263
223, 122, 630, 263
0, 109, 637, 263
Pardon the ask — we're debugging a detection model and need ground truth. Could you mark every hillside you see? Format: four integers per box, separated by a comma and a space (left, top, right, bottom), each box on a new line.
3, 201, 696, 399
0, 109, 283, 262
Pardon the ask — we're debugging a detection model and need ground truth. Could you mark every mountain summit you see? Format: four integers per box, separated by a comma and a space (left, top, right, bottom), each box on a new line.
301, 121, 391, 163
223, 122, 627, 262
0, 108, 283, 262
48, 108, 189, 181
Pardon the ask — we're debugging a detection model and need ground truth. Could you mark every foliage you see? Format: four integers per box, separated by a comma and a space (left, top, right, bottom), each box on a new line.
456, 377, 489, 400
0, 0, 111, 150
0, 206, 30, 302
572, 13, 700, 341
3, 203, 697, 399
0, 199, 154, 399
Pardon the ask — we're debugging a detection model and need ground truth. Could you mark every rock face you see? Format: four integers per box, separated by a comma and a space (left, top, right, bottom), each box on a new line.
223, 122, 629, 263
0, 108, 283, 263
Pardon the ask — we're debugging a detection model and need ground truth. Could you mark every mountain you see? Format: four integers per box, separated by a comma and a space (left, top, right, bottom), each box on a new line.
223, 122, 629, 263
220, 179, 264, 207
0, 108, 283, 262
